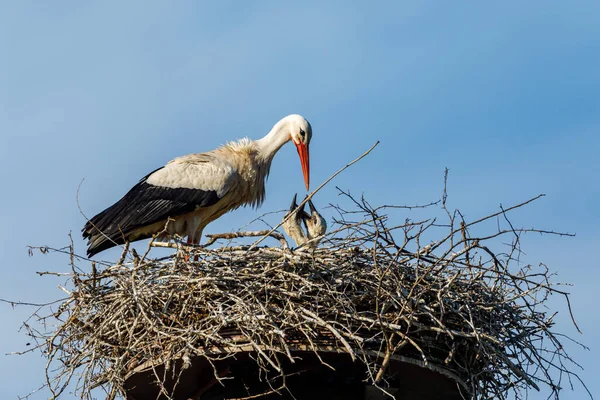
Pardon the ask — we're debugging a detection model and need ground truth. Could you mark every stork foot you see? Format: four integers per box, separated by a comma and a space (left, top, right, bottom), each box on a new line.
185, 237, 201, 262
183, 252, 199, 262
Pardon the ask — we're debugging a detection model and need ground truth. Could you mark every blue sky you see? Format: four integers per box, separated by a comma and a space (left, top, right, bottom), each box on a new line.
1, 1, 598, 398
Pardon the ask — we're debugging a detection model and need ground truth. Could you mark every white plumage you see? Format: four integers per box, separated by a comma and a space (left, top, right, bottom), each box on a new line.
83, 114, 312, 257
145, 155, 236, 196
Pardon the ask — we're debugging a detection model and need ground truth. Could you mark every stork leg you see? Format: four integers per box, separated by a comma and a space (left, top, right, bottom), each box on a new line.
181, 236, 190, 262
190, 225, 204, 262
183, 216, 202, 263
192, 236, 200, 262
183, 235, 201, 262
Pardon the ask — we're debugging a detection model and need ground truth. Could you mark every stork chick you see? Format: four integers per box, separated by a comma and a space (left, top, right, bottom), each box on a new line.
302, 198, 327, 247
282, 194, 309, 247
282, 195, 326, 248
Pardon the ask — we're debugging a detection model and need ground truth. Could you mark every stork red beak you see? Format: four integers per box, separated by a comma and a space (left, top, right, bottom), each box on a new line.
295, 142, 310, 190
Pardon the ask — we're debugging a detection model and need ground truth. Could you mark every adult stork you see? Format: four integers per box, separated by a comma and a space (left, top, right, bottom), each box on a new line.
82, 114, 312, 257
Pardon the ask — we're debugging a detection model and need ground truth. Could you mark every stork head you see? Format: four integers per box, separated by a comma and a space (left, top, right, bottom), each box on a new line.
286, 115, 312, 190
260, 114, 313, 191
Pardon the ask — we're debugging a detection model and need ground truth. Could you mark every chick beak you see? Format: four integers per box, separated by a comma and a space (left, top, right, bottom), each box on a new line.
308, 199, 317, 215
289, 193, 298, 212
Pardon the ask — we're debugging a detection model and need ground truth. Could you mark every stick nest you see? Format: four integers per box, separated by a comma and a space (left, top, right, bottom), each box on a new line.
23, 190, 588, 399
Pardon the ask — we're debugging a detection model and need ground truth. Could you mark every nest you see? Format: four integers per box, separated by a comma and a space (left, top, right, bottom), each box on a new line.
22, 190, 588, 400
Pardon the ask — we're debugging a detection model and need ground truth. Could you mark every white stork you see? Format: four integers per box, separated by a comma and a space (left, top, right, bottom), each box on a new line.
282, 194, 327, 248
82, 114, 312, 257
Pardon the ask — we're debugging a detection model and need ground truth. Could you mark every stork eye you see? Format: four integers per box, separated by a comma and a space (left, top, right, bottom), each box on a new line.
299, 129, 305, 138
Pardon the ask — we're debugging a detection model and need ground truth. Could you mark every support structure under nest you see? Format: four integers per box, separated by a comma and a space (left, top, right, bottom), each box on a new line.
20, 191, 590, 400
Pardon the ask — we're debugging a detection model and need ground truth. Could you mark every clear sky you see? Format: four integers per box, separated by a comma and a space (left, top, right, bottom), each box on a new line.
1, 1, 598, 398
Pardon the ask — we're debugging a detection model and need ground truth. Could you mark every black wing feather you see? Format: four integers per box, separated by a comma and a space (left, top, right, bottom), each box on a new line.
82, 171, 221, 257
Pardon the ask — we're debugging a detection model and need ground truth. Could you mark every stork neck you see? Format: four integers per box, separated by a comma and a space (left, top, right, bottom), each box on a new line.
255, 123, 292, 162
